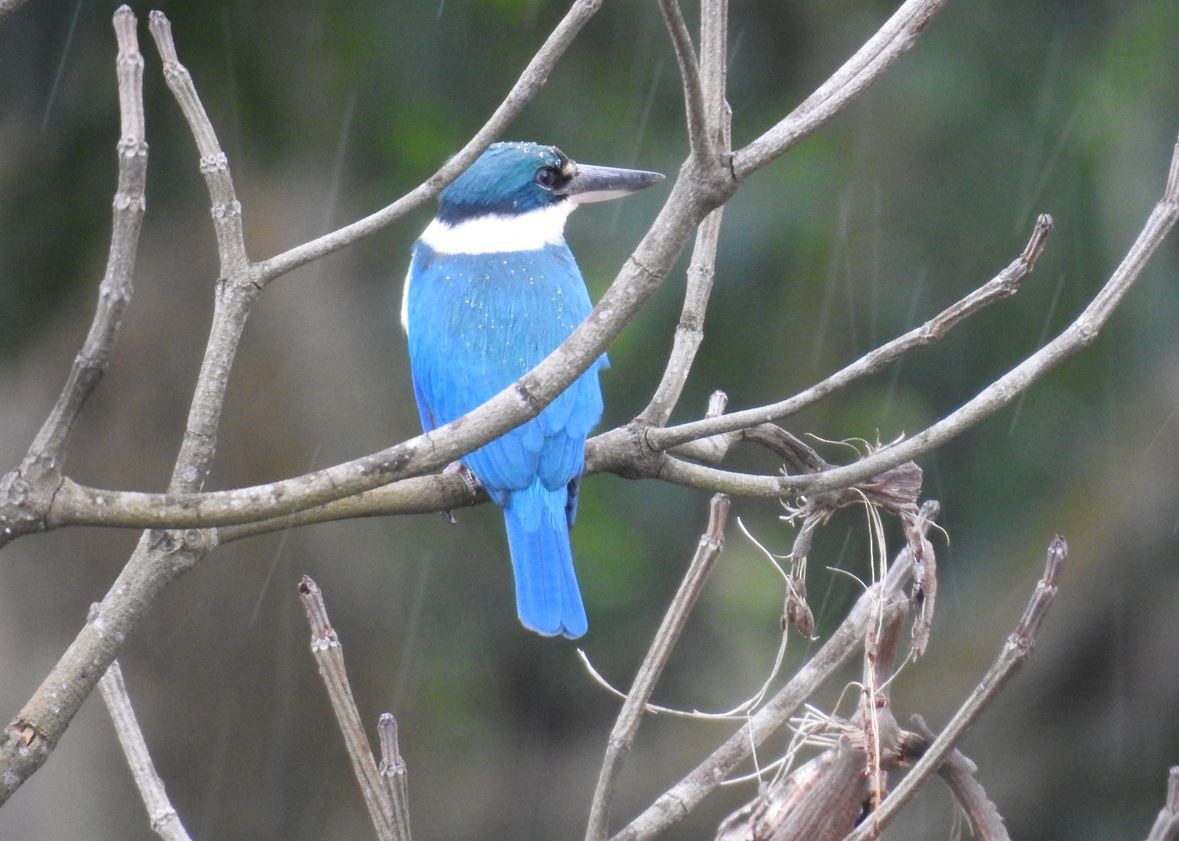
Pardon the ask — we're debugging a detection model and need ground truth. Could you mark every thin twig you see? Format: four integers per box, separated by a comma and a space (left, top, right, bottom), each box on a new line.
0, 11, 260, 805
733, 0, 952, 177
656, 0, 714, 163
648, 214, 1054, 452
647, 142, 1177, 494
97, 650, 194, 841
610, 502, 939, 841
150, 12, 248, 284
585, 494, 731, 841
1145, 767, 1179, 841
250, 0, 603, 285
639, 0, 729, 425
36, 176, 716, 534
842, 536, 1067, 841
639, 205, 726, 425
25, 4, 147, 474
299, 577, 396, 841
0, 4, 147, 541
147, 10, 254, 490
377, 713, 412, 841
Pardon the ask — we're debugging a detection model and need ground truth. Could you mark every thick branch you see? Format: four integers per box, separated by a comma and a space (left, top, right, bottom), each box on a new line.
41, 168, 723, 533
139, 206, 1056, 541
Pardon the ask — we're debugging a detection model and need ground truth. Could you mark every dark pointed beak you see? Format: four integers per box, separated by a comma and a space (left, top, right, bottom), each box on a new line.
561, 162, 665, 204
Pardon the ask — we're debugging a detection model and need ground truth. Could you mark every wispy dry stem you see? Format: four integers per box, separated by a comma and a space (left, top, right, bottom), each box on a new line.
842, 536, 1067, 840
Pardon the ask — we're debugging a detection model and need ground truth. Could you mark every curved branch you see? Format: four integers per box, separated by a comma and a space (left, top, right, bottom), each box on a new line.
648, 213, 1054, 452
43, 171, 719, 533
657, 0, 714, 163
24, 4, 147, 473
783, 140, 1178, 496
250, 0, 604, 286
733, 0, 952, 178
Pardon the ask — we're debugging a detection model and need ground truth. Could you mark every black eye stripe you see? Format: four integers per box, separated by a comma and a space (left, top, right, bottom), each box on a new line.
535, 165, 562, 189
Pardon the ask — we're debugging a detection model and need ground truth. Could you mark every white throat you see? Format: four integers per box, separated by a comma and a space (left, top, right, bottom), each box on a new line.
417, 202, 575, 255
402, 202, 577, 334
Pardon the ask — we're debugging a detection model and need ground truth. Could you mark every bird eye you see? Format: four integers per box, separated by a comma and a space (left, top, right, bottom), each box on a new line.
535, 166, 561, 190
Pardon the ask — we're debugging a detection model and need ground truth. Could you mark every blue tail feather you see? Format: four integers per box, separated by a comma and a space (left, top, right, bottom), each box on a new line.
503, 482, 587, 639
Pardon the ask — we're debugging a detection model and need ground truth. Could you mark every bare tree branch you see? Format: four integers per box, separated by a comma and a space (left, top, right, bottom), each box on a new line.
377, 713, 412, 841
147, 10, 254, 489
842, 536, 1067, 841
645, 138, 1179, 497
1145, 767, 1179, 841
639, 0, 730, 425
25, 4, 146, 473
3, 212, 1049, 536
586, 493, 731, 841
97, 652, 194, 841
250, 0, 603, 285
777, 143, 1179, 496
656, 0, 714, 164
733, 0, 953, 177
638, 205, 726, 425
0, 10, 258, 805
0, 4, 146, 540
299, 577, 396, 841
647, 213, 1054, 452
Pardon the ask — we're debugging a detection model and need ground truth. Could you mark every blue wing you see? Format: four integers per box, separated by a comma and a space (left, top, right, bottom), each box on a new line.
404, 241, 605, 636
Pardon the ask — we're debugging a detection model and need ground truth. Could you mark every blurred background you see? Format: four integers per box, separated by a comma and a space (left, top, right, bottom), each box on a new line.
2, 0, 1178, 838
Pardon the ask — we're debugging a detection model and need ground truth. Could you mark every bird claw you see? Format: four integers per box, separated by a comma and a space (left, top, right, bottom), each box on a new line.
440, 462, 482, 523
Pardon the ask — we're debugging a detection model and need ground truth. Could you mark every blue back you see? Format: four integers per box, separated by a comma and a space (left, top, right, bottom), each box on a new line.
405, 241, 607, 512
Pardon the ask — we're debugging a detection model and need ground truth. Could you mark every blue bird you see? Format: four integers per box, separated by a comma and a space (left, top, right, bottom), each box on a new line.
402, 142, 663, 638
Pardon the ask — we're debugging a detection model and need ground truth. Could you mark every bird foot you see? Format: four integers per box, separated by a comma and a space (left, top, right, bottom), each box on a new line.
440, 462, 482, 523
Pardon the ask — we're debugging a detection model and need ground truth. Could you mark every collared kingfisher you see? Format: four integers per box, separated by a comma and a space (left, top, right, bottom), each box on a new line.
402, 141, 663, 638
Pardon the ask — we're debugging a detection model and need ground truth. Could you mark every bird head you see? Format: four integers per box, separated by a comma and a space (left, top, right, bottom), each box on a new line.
436, 141, 664, 226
